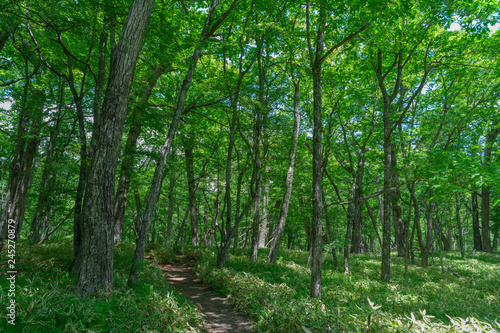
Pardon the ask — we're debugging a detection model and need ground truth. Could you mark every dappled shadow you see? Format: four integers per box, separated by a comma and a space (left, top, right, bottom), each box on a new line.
157, 256, 254, 333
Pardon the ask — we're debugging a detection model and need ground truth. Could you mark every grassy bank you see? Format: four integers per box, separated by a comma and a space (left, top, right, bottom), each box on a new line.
187, 247, 499, 332
0, 240, 203, 332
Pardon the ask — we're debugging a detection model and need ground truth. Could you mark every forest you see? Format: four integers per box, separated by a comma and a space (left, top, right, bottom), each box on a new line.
0, 0, 499, 332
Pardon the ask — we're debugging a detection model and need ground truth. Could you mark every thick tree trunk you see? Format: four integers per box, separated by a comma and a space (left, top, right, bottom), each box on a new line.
268, 80, 300, 264
76, 0, 154, 295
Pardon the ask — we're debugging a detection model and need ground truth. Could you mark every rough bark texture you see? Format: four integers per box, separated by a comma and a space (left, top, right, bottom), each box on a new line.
76, 0, 154, 295
310, 16, 324, 298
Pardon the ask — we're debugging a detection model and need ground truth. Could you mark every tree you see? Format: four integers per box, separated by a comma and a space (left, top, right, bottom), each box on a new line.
76, 0, 155, 295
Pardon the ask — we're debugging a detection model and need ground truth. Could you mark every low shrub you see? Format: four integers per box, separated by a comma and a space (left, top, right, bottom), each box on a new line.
0, 240, 204, 332
191, 248, 500, 332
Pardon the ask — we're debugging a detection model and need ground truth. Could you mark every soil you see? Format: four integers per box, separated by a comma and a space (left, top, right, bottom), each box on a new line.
156, 255, 254, 332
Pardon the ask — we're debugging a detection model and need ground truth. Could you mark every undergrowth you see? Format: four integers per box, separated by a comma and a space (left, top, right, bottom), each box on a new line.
187, 246, 500, 332
0, 240, 203, 332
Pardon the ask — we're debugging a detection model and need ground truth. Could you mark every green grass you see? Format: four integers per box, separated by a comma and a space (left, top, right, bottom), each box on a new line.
2, 241, 498, 332
187, 246, 500, 332
0, 240, 204, 332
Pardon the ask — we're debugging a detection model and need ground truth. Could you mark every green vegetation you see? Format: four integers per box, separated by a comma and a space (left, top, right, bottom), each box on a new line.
0, 240, 203, 332
188, 247, 500, 332
1, 241, 498, 332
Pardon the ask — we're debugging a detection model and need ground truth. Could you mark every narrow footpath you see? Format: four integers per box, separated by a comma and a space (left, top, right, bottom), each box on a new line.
157, 256, 254, 332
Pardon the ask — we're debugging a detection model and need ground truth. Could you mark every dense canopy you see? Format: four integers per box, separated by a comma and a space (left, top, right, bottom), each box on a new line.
0, 0, 499, 331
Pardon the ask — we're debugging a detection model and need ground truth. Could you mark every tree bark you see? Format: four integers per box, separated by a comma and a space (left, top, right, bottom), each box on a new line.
76, 0, 154, 295
310, 49, 323, 297
259, 164, 270, 248
481, 123, 499, 252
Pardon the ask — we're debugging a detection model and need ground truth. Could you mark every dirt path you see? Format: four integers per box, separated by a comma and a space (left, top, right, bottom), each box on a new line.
156, 256, 254, 332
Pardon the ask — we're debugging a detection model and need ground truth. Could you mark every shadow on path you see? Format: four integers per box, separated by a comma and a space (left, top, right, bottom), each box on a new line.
156, 256, 254, 332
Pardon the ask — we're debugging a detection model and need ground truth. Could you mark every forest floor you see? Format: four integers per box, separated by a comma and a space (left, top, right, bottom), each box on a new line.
155, 255, 254, 332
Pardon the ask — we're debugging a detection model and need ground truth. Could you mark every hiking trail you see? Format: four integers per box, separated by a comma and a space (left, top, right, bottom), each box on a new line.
156, 255, 254, 332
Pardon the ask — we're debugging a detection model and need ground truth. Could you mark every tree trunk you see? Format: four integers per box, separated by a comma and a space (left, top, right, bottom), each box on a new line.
30, 84, 64, 242
268, 80, 300, 264
472, 192, 482, 251
350, 162, 364, 254
76, 0, 154, 295
249, 46, 266, 261
1, 82, 43, 244
165, 173, 176, 247
455, 196, 465, 259
481, 124, 499, 252
259, 165, 270, 248
185, 138, 198, 246
391, 145, 404, 257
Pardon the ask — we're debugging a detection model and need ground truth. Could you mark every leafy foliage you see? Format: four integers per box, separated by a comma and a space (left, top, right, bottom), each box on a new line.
0, 240, 204, 332
190, 247, 499, 332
